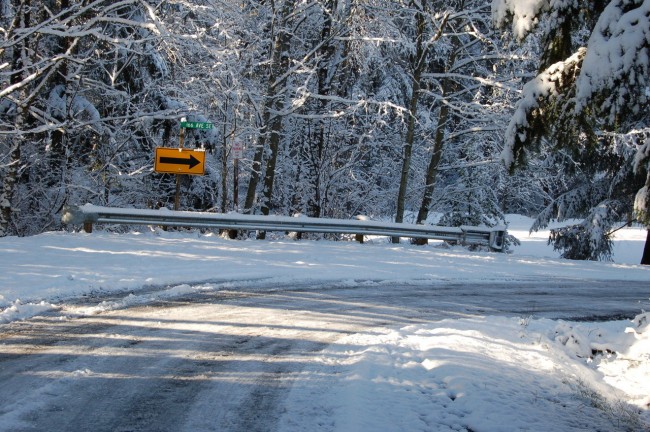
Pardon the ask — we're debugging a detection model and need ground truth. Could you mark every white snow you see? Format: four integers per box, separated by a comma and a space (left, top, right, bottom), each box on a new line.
575, 0, 650, 121
279, 315, 650, 431
637, 185, 650, 223
501, 48, 587, 168
1, 214, 649, 430
491, 0, 548, 40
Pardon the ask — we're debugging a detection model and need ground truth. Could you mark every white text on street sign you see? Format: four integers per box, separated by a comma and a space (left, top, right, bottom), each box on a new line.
180, 121, 213, 130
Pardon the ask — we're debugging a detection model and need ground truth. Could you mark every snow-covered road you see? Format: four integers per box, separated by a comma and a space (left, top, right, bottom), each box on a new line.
1, 219, 649, 431
1, 280, 648, 431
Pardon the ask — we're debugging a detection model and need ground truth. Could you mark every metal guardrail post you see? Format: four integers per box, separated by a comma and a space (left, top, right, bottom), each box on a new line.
62, 205, 96, 233
489, 230, 505, 250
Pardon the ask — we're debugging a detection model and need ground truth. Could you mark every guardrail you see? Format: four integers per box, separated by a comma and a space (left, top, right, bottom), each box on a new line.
61, 204, 506, 251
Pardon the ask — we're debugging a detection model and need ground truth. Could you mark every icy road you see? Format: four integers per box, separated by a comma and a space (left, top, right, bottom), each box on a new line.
1, 280, 649, 432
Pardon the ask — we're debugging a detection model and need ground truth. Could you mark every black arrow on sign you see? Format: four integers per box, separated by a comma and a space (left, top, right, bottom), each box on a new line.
160, 154, 201, 169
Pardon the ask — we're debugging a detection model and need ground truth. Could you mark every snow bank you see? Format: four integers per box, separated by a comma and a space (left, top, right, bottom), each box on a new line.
0, 300, 57, 324
0, 215, 648, 317
279, 314, 650, 431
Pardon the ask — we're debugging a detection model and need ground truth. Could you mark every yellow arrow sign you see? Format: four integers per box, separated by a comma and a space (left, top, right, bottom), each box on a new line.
154, 147, 206, 175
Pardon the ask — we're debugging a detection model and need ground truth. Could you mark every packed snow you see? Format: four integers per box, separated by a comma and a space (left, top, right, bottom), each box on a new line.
1, 214, 649, 431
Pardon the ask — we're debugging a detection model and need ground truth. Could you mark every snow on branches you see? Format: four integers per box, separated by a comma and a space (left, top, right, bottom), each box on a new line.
494, 0, 650, 262
637, 185, 650, 224
501, 47, 586, 169
492, 0, 549, 40
575, 0, 650, 125
495, 0, 650, 161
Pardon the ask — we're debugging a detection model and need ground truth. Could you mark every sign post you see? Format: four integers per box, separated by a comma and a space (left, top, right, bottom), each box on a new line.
232, 140, 243, 210
154, 119, 212, 211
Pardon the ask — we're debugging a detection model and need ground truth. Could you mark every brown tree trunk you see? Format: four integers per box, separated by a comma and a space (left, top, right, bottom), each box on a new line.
0, 143, 21, 237
243, 116, 269, 215
393, 1, 429, 243
255, 0, 295, 239
243, 0, 294, 229
415, 91, 450, 225
413, 22, 462, 245
0, 3, 31, 236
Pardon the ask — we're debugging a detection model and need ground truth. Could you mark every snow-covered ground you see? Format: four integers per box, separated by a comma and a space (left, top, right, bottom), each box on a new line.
1, 215, 649, 431
1, 214, 648, 315
280, 315, 650, 432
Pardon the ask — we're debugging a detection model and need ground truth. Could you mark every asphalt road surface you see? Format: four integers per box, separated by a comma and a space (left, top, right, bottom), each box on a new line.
1, 280, 649, 431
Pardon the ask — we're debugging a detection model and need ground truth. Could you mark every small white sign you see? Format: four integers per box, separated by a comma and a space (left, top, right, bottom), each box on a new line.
232, 141, 243, 159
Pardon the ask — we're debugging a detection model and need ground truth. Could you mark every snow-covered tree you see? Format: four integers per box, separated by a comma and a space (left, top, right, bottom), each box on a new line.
11, 0, 642, 252
414, 0, 525, 230
1, 1, 251, 235
493, 0, 650, 263
1, 1, 175, 234
242, 0, 409, 226
388, 0, 449, 240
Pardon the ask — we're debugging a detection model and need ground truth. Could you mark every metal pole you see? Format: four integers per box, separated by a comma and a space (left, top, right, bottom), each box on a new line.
175, 123, 185, 211
174, 176, 181, 211
233, 157, 239, 211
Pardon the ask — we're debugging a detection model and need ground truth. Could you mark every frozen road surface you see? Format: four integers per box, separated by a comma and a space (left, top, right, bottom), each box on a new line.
1, 281, 649, 432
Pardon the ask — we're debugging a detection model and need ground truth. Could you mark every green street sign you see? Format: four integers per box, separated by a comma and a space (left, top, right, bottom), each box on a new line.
181, 121, 213, 129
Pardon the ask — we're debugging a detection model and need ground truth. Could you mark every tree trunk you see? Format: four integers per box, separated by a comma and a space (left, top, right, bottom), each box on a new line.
309, 0, 337, 220
243, 0, 294, 220
257, 0, 294, 221
641, 229, 650, 265
393, 2, 428, 243
0, 3, 30, 237
0, 142, 21, 237
394, 77, 422, 228
415, 87, 450, 225
49, 0, 71, 167
220, 98, 230, 213
259, 112, 283, 218
245, 0, 295, 239
243, 118, 268, 215
414, 27, 462, 238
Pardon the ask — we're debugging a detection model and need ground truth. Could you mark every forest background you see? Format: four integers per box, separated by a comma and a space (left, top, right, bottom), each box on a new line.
1, 0, 649, 263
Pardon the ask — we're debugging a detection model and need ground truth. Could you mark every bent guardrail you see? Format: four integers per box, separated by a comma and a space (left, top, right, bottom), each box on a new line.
61, 204, 506, 251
